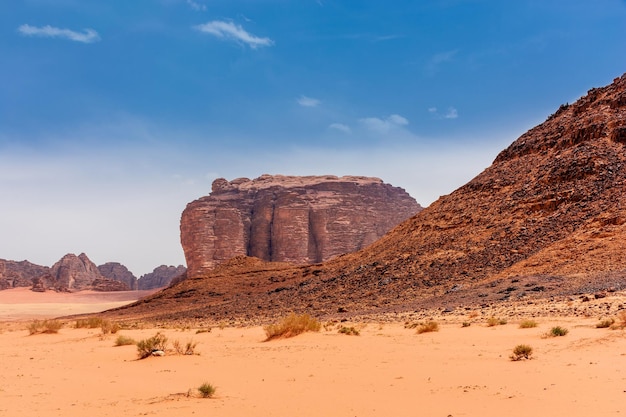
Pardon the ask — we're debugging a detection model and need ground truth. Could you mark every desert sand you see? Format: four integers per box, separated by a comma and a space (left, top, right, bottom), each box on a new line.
0, 290, 625, 417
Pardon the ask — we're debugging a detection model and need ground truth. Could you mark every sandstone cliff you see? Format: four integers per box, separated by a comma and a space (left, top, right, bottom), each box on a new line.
0, 259, 49, 290
137, 265, 187, 290
108, 73, 626, 323
98, 262, 138, 290
180, 175, 422, 277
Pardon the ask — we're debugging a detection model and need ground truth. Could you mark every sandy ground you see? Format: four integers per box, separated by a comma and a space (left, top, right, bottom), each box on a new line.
0, 287, 156, 320
1, 291, 625, 416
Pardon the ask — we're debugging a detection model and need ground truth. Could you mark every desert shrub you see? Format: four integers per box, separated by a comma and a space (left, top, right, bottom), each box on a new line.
27, 319, 63, 335
612, 311, 626, 330
101, 320, 120, 335
596, 318, 615, 329
510, 344, 533, 361
136, 332, 168, 359
519, 320, 538, 329
548, 326, 569, 337
75, 317, 104, 328
198, 382, 216, 398
416, 321, 439, 334
487, 317, 507, 327
114, 335, 136, 346
338, 326, 360, 336
264, 313, 321, 341
195, 328, 211, 334
461, 322, 471, 328
404, 321, 419, 329
173, 339, 198, 355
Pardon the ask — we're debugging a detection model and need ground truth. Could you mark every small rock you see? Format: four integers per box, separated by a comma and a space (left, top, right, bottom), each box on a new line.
151, 350, 166, 357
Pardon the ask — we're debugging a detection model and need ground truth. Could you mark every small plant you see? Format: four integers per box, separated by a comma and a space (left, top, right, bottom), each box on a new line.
27, 319, 63, 335
136, 332, 168, 359
416, 321, 439, 334
547, 326, 569, 337
510, 344, 533, 361
114, 335, 136, 346
101, 320, 120, 335
173, 339, 198, 355
519, 320, 538, 329
596, 318, 615, 329
404, 321, 419, 329
264, 313, 321, 341
612, 311, 626, 330
461, 322, 471, 328
338, 326, 360, 336
487, 317, 507, 327
198, 382, 216, 398
75, 317, 104, 328
195, 328, 211, 334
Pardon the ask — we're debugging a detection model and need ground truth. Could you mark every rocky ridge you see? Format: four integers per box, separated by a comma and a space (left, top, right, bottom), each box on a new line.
180, 174, 422, 277
98, 263, 138, 290
106, 73, 626, 324
137, 265, 187, 290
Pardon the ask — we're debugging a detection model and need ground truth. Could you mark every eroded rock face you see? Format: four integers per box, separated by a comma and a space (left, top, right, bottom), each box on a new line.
49, 253, 119, 291
0, 259, 49, 290
138, 265, 187, 290
180, 175, 422, 277
98, 262, 138, 290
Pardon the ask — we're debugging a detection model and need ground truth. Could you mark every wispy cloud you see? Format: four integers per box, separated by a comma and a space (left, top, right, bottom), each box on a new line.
329, 123, 351, 134
426, 49, 458, 75
187, 0, 206, 11
428, 107, 459, 120
17, 24, 100, 43
194, 20, 273, 49
297, 95, 321, 107
359, 114, 409, 134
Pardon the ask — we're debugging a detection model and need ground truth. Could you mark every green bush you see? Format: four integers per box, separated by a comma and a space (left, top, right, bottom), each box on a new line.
548, 326, 568, 337
264, 313, 321, 341
136, 332, 168, 359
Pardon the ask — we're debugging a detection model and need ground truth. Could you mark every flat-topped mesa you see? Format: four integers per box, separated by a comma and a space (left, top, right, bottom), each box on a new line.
181, 174, 422, 277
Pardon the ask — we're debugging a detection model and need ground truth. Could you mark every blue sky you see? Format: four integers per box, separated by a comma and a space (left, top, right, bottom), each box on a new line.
1, 0, 625, 276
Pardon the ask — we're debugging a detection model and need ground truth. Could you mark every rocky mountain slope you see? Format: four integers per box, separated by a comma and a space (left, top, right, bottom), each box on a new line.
180, 175, 422, 277
98, 262, 138, 290
137, 265, 187, 290
0, 259, 49, 290
103, 73, 626, 323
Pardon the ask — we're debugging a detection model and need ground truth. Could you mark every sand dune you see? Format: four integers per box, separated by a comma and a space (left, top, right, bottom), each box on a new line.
1, 293, 625, 417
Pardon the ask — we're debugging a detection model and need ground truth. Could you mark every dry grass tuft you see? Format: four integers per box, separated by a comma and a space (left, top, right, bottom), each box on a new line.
596, 318, 615, 329
114, 335, 136, 346
486, 317, 507, 327
173, 339, 198, 355
198, 382, 216, 398
510, 344, 533, 361
264, 313, 321, 341
338, 326, 360, 336
416, 321, 439, 334
545, 326, 568, 337
519, 320, 538, 329
27, 319, 63, 335
136, 332, 168, 359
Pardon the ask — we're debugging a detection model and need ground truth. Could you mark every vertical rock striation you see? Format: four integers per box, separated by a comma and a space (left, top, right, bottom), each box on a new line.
180, 175, 422, 277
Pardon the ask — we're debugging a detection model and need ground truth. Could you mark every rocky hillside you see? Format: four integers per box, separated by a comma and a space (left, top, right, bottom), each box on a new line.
181, 175, 422, 277
98, 263, 138, 290
0, 259, 49, 290
106, 73, 626, 323
137, 265, 187, 290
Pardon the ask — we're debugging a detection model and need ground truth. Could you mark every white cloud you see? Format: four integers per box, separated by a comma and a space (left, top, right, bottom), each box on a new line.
194, 20, 273, 49
360, 114, 409, 134
187, 0, 206, 11
444, 107, 458, 119
297, 95, 321, 107
17, 24, 100, 43
426, 49, 458, 74
329, 123, 352, 134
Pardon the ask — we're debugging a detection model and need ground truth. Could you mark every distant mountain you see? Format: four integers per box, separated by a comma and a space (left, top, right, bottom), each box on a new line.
98, 262, 138, 290
0, 259, 49, 290
137, 265, 187, 290
108, 73, 626, 323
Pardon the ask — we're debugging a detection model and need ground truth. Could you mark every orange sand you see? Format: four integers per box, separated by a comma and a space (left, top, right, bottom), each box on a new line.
0, 291, 625, 416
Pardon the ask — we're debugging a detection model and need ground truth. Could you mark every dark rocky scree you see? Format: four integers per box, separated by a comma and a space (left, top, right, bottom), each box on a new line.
107, 73, 626, 323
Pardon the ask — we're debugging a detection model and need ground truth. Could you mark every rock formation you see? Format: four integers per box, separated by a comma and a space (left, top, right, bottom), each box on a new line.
0, 259, 49, 290
108, 73, 626, 323
180, 175, 422, 277
48, 253, 131, 291
98, 262, 138, 290
137, 265, 187, 290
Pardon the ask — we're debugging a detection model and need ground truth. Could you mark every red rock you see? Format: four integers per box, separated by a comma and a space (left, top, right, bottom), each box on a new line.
180, 175, 422, 277
98, 262, 138, 290
137, 265, 187, 290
